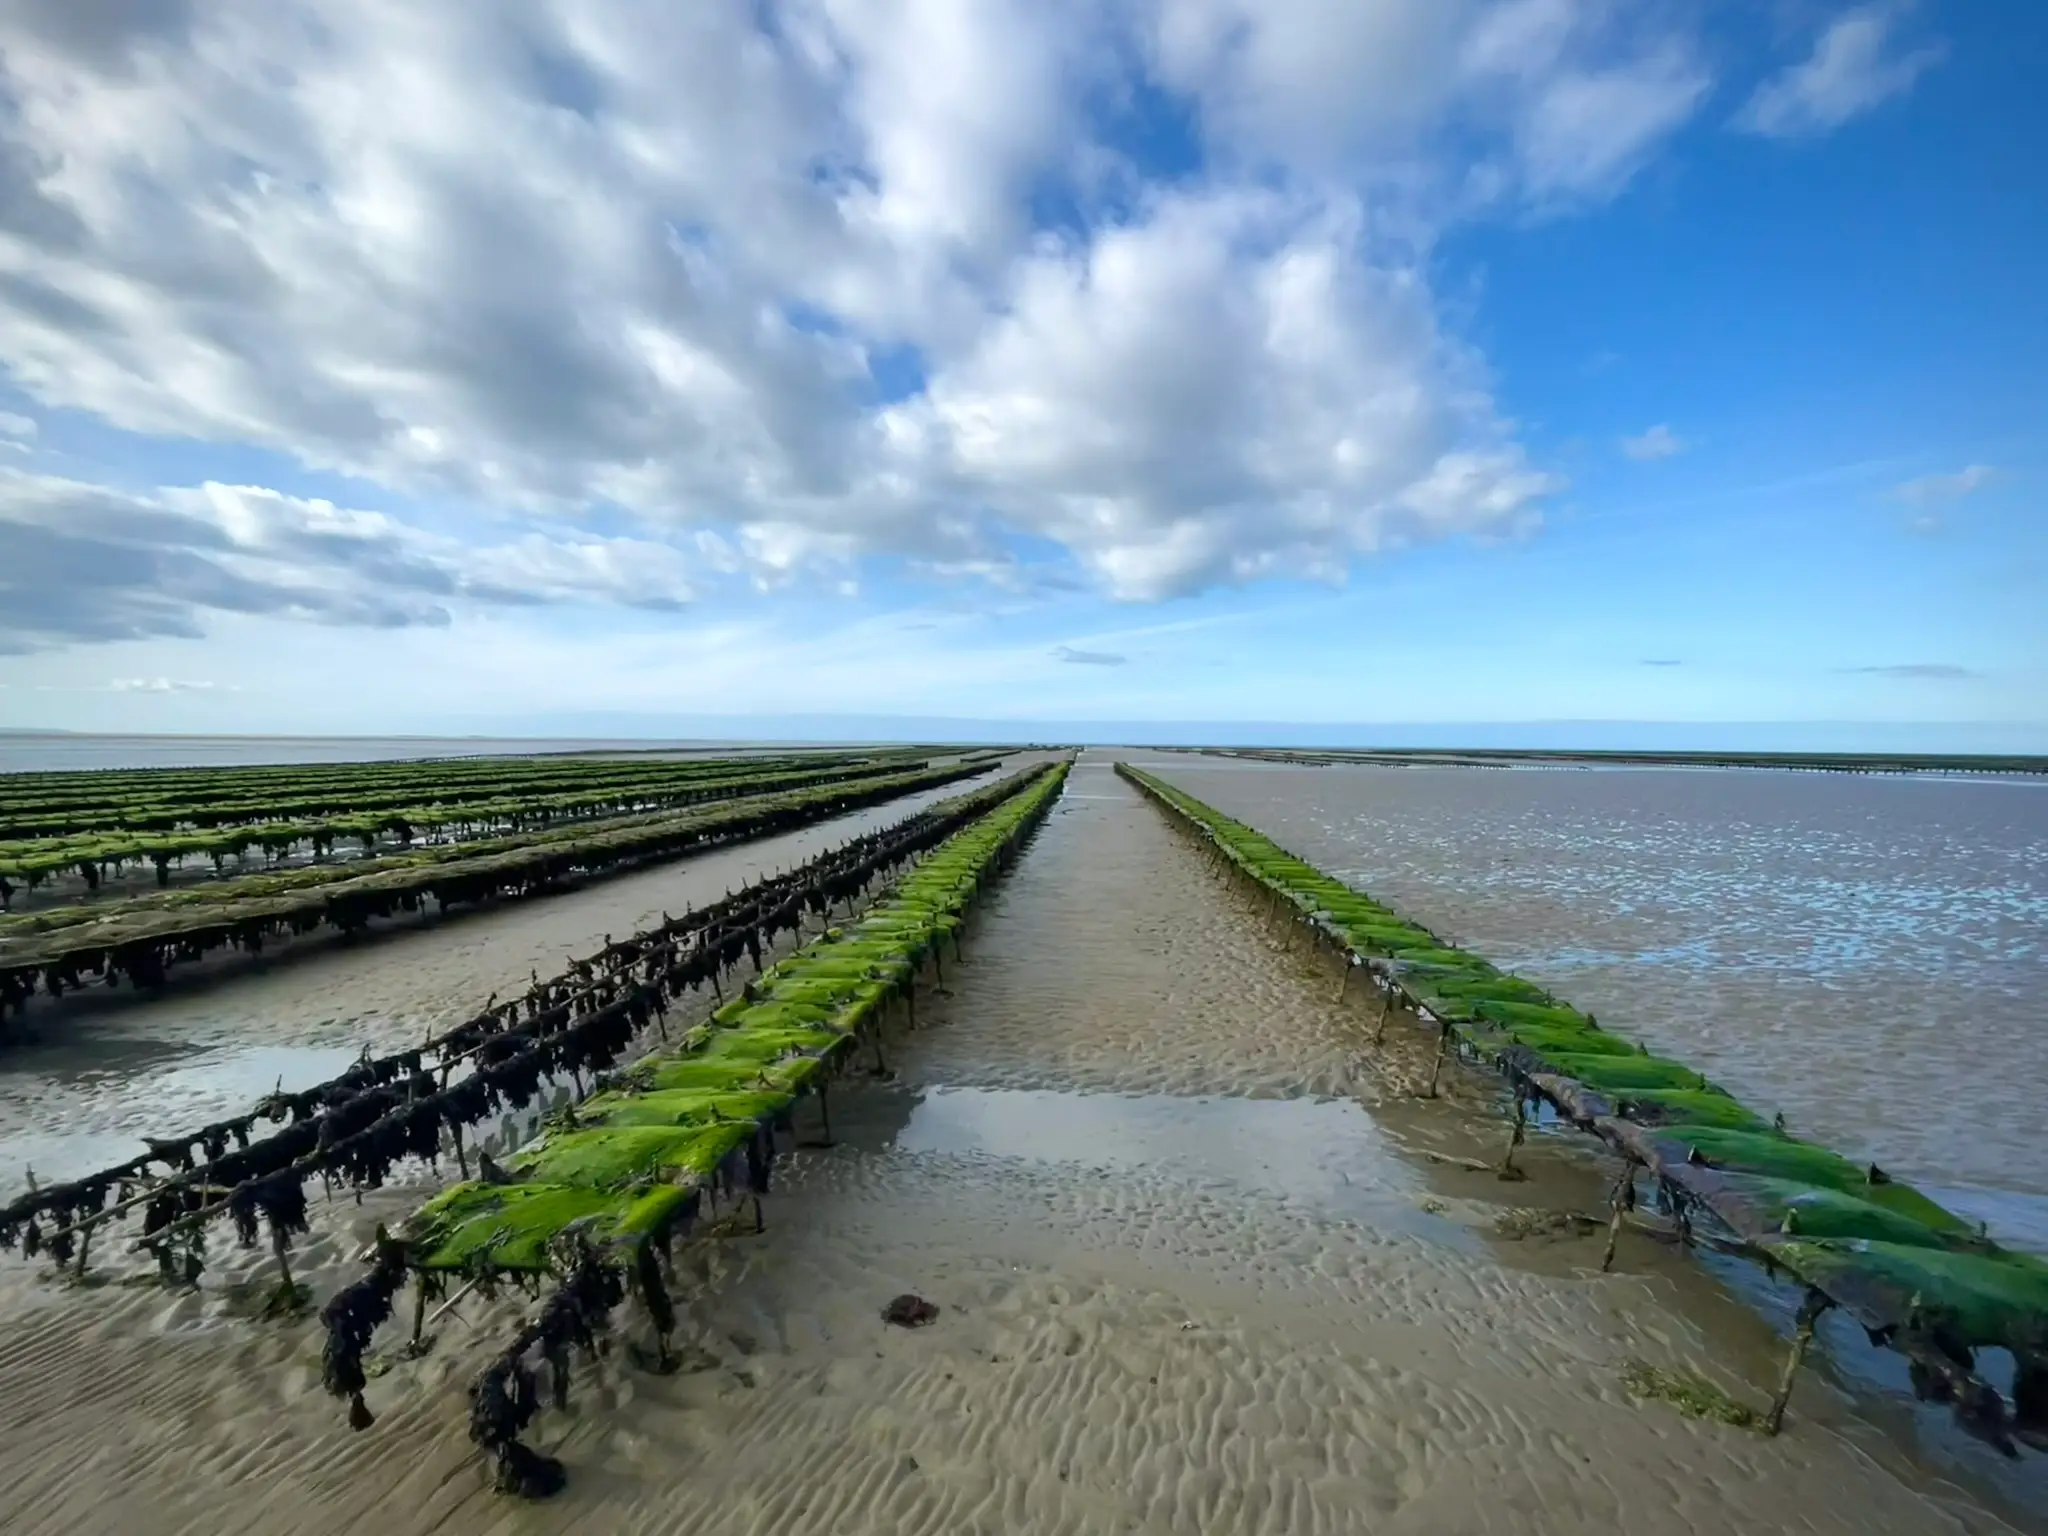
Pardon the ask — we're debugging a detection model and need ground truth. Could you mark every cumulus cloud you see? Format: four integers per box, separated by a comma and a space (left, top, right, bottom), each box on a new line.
0, 467, 700, 653
0, 410, 35, 438
1149, 0, 1709, 203
1620, 424, 1685, 460
1052, 644, 1128, 666
1894, 464, 1993, 504
898, 187, 1561, 597
0, 1, 1717, 631
1735, 3, 1944, 138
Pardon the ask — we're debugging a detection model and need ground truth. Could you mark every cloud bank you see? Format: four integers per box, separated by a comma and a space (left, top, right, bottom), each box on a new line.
0, 0, 1725, 639
0, 467, 701, 653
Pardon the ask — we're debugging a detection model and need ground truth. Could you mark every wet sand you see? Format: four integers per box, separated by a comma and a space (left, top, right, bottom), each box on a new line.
0, 755, 2036, 1534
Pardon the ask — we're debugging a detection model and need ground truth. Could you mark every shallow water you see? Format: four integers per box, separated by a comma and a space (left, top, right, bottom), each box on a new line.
884, 1085, 1454, 1249
1128, 754, 2048, 1251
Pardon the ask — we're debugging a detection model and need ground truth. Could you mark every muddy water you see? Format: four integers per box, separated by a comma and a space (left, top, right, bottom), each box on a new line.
1129, 754, 2048, 1250
0, 760, 1035, 1193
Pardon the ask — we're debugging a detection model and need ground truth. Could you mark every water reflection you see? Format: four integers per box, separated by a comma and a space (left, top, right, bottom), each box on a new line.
1, 1041, 361, 1189
878, 1083, 1463, 1248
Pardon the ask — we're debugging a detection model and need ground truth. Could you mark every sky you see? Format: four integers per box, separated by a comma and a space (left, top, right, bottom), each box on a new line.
0, 1, 2041, 746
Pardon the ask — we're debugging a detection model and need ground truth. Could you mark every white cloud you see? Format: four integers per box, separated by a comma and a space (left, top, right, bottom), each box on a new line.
1735, 2, 1944, 138
109, 677, 227, 693
897, 186, 1561, 598
1148, 0, 1709, 204
1621, 423, 1685, 460
0, 1, 1716, 634
1894, 464, 1993, 504
0, 466, 704, 653
0, 410, 35, 438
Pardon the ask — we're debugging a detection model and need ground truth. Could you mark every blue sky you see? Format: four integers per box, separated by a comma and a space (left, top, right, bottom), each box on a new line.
0, 1, 2039, 746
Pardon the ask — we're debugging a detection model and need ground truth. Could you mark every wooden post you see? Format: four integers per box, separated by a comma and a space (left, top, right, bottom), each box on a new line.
1425, 1020, 1450, 1097
403, 1275, 435, 1356
1501, 1093, 1527, 1177
1601, 1163, 1635, 1273
1766, 1291, 1830, 1435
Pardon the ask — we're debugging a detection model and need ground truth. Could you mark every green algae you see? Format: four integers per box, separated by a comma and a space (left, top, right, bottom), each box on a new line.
1474, 1000, 1595, 1032
1610, 1088, 1768, 1133
575, 1087, 794, 1130
1655, 1126, 1967, 1233
1723, 1176, 1965, 1248
1497, 1025, 1641, 1059
1540, 1052, 1710, 1093
1768, 1240, 2048, 1348
412, 1183, 695, 1272
1621, 1359, 1763, 1430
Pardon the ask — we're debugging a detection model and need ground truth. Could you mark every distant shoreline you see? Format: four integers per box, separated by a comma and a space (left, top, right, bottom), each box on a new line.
3, 732, 2043, 777
1179, 745, 2048, 777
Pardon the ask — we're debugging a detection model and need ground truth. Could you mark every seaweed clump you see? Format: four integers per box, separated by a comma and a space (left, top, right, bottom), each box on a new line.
1621, 1359, 1763, 1430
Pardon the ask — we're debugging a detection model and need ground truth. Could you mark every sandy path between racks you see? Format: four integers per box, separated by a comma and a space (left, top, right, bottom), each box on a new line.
0, 755, 2033, 1536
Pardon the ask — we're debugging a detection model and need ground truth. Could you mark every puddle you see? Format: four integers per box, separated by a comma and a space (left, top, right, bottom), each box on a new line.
874, 1084, 1468, 1249
2, 1043, 360, 1187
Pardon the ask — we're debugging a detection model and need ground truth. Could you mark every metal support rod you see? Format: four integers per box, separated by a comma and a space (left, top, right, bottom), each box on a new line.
427, 1277, 481, 1329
